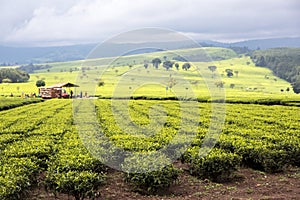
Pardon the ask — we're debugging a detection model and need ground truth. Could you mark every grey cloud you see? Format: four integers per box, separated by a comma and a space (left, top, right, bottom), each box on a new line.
0, 0, 299, 46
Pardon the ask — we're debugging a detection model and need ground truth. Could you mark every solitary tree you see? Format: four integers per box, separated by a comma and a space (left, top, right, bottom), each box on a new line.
98, 80, 105, 87
175, 63, 179, 70
152, 58, 162, 69
234, 70, 239, 77
225, 69, 234, 77
208, 65, 217, 73
144, 63, 148, 69
36, 80, 45, 87
215, 81, 225, 88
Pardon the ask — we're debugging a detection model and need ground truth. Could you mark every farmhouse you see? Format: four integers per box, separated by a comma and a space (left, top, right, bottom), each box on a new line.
39, 82, 79, 99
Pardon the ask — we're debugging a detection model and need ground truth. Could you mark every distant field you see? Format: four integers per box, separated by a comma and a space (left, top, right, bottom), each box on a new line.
0, 47, 298, 103
0, 48, 300, 104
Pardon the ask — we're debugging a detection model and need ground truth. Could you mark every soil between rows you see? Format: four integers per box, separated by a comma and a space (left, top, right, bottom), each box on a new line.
26, 162, 300, 200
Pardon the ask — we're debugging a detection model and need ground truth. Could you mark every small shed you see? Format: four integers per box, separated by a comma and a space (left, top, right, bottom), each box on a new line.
39, 82, 79, 99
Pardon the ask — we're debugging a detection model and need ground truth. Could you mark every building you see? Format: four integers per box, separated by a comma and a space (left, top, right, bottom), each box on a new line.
39, 82, 79, 99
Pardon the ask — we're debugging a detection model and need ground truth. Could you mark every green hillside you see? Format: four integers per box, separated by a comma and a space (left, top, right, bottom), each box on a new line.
0, 47, 299, 102
250, 48, 300, 93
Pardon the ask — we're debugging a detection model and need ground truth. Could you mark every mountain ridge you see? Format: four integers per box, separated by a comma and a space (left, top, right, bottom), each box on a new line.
0, 37, 299, 64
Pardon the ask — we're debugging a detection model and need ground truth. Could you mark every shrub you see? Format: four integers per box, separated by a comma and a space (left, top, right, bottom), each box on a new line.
229, 141, 289, 173
47, 149, 107, 173
0, 158, 39, 199
98, 80, 105, 87
45, 170, 106, 200
220, 139, 290, 173
122, 152, 181, 194
36, 80, 45, 87
189, 147, 241, 182
1, 78, 12, 83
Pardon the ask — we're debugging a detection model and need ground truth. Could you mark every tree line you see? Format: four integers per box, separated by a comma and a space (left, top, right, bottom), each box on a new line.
18, 63, 52, 73
250, 48, 300, 93
149, 58, 191, 71
0, 68, 30, 83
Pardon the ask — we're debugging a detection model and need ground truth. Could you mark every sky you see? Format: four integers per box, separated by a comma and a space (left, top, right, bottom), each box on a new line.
0, 0, 299, 47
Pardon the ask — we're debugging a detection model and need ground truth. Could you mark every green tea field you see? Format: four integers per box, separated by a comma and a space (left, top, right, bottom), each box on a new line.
0, 47, 300, 199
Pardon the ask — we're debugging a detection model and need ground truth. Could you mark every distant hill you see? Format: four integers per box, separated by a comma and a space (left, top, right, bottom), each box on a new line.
0, 44, 95, 65
229, 37, 300, 50
0, 37, 300, 64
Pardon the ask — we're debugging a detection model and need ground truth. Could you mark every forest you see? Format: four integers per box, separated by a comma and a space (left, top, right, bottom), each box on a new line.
251, 48, 300, 93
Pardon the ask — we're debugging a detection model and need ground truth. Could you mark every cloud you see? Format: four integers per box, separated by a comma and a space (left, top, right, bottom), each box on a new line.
1, 0, 299, 46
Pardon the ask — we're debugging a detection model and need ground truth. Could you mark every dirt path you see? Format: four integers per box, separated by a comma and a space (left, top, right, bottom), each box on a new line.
26, 164, 300, 200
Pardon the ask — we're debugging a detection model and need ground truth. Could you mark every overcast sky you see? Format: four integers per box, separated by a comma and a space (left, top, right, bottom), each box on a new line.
0, 0, 299, 46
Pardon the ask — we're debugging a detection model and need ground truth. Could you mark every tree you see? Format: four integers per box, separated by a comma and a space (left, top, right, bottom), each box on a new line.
163, 61, 174, 70
208, 65, 217, 73
230, 83, 235, 89
18, 63, 52, 73
144, 63, 148, 69
152, 58, 162, 69
225, 69, 234, 77
251, 48, 300, 94
168, 77, 177, 88
182, 63, 191, 71
0, 68, 30, 83
215, 81, 225, 88
98, 80, 105, 87
36, 80, 46, 87
175, 63, 179, 70
292, 79, 300, 94
234, 70, 239, 77
265, 75, 270, 79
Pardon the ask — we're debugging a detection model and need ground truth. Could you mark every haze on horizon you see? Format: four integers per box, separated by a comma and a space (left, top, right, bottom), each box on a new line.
0, 0, 299, 47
